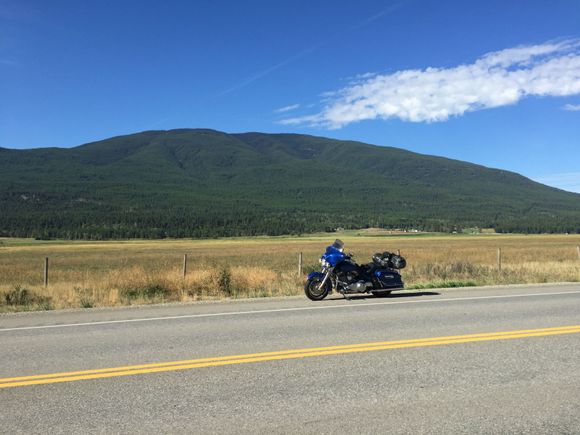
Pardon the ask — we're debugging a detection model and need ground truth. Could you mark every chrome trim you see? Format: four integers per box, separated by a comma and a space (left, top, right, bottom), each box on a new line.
318, 269, 332, 290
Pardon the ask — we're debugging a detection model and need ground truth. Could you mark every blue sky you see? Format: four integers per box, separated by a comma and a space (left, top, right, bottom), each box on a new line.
1, 0, 580, 192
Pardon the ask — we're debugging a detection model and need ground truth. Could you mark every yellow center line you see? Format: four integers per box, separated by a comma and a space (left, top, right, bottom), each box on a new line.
2, 325, 578, 384
1, 325, 579, 389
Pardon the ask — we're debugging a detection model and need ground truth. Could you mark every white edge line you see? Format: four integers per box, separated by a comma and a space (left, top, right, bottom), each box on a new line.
1, 290, 580, 333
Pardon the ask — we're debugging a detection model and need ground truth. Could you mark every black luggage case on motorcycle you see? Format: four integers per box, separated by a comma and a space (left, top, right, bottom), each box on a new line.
374, 269, 404, 289
372, 251, 406, 270
371, 251, 405, 289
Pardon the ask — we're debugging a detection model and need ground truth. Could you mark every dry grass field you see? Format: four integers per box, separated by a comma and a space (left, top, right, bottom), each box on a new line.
1, 232, 580, 312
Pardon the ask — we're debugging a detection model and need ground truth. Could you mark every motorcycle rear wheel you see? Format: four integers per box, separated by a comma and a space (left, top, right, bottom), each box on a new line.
304, 277, 331, 301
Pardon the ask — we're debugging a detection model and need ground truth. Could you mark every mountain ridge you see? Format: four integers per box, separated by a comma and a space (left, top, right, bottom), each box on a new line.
1, 129, 579, 239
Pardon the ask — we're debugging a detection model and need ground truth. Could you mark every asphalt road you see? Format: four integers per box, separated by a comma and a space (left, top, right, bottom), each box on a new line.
1, 284, 580, 434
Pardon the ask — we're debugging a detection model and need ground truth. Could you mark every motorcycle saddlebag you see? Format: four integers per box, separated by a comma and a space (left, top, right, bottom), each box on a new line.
374, 269, 404, 289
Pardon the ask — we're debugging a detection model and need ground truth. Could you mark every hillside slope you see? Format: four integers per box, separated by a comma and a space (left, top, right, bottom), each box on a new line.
1, 129, 579, 238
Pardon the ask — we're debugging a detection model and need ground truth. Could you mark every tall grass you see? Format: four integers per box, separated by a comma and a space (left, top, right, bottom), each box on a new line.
1, 234, 579, 311
0, 264, 302, 312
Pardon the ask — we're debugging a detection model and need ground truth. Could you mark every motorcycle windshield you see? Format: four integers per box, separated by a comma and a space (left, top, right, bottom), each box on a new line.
324, 244, 346, 266
332, 239, 344, 251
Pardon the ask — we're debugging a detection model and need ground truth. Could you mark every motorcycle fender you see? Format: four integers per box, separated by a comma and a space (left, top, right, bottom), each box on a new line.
307, 271, 325, 280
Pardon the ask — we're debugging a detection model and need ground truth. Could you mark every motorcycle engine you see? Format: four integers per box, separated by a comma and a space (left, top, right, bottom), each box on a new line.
335, 261, 368, 292
344, 272, 358, 282
336, 260, 358, 278
336, 271, 360, 288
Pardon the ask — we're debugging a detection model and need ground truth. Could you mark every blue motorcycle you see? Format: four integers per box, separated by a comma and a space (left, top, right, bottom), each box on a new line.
305, 239, 405, 300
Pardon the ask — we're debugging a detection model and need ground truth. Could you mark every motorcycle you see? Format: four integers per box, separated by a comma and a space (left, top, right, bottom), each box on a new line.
304, 239, 405, 301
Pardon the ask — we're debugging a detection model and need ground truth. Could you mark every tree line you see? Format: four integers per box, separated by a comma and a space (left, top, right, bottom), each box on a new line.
1, 207, 578, 240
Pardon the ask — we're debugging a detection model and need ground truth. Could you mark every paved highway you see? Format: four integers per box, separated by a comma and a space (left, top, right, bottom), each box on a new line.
1, 284, 580, 434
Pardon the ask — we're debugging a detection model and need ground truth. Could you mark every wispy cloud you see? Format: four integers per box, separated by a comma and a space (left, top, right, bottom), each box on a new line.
347, 3, 402, 32
274, 104, 300, 113
562, 103, 580, 111
282, 39, 580, 128
217, 4, 402, 97
534, 172, 580, 193
0, 58, 18, 66
218, 44, 324, 97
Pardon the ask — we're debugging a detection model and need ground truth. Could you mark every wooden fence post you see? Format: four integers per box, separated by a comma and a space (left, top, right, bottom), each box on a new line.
44, 257, 49, 287
497, 248, 502, 272
298, 252, 303, 276
183, 254, 188, 278
577, 246, 580, 261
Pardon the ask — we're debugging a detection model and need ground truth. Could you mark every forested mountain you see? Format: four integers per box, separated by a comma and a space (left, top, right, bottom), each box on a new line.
1, 129, 579, 239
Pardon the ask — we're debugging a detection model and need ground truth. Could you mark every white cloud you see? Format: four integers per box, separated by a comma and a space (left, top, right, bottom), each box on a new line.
562, 103, 580, 111
534, 172, 580, 193
282, 39, 580, 128
274, 103, 300, 113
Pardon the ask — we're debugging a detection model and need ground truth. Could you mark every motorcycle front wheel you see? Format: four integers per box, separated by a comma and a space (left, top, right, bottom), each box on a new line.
304, 277, 331, 301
